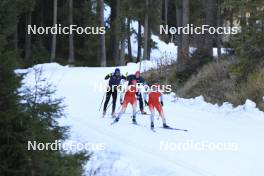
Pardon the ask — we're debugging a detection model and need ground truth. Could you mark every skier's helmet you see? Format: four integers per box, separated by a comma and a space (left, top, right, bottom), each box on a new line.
131, 79, 137, 85
114, 68, 120, 76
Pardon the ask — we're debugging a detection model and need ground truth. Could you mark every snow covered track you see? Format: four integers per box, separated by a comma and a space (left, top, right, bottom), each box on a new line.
18, 63, 264, 176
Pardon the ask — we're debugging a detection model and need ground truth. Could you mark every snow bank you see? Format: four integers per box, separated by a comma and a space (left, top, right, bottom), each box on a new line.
173, 96, 264, 121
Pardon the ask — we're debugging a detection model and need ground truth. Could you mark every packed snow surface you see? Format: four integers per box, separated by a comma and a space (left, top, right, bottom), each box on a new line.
17, 63, 264, 176
13, 3, 262, 176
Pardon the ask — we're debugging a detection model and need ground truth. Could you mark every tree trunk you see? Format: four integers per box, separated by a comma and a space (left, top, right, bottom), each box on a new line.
216, 0, 222, 59
164, 0, 168, 25
120, 38, 125, 65
38, 0, 44, 48
181, 0, 190, 61
25, 11, 32, 60
137, 21, 142, 62
176, 5, 183, 63
114, 0, 121, 65
68, 0, 75, 64
143, 0, 149, 60
14, 21, 18, 52
203, 0, 217, 56
98, 0, 106, 66
147, 26, 151, 60
51, 0, 57, 62
127, 18, 132, 62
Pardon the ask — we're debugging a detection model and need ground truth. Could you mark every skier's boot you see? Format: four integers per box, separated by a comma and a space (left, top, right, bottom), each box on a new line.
111, 111, 115, 118
150, 122, 154, 130
132, 116, 137, 124
113, 117, 119, 123
163, 123, 170, 128
141, 110, 147, 115
102, 110, 106, 117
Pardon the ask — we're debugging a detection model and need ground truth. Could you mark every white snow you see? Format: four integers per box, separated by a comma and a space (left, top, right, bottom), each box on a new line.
17, 63, 264, 176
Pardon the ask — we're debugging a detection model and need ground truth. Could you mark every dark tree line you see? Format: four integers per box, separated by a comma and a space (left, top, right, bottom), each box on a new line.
3, 0, 263, 68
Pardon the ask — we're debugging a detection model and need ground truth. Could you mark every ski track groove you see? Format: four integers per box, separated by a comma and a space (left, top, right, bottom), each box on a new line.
71, 114, 216, 176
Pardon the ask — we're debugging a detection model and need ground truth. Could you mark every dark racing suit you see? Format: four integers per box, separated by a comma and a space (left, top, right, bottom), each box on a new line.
103, 73, 126, 114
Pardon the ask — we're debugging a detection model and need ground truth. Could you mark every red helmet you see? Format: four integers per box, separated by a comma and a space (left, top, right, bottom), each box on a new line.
135, 71, 140, 76
153, 83, 160, 88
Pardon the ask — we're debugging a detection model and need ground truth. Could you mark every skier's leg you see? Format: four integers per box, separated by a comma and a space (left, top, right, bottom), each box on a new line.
157, 104, 168, 127
149, 104, 155, 128
111, 89, 117, 115
103, 89, 111, 115
115, 101, 128, 122
138, 93, 146, 114
132, 100, 137, 123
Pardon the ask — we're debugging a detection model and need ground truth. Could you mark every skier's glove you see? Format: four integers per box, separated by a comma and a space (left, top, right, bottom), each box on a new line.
160, 101, 164, 106
144, 100, 148, 106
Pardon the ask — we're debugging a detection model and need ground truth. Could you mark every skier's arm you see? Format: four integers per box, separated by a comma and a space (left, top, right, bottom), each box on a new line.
126, 74, 133, 81
143, 92, 149, 106
105, 73, 112, 80
120, 93, 124, 104
121, 75, 126, 80
160, 93, 164, 106
140, 76, 147, 85
119, 87, 126, 104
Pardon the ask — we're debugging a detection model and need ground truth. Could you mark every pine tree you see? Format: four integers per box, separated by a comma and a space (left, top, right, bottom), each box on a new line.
0, 1, 88, 175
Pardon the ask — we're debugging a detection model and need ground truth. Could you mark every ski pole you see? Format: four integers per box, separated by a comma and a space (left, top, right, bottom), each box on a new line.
115, 104, 122, 114
106, 100, 113, 112
99, 92, 106, 112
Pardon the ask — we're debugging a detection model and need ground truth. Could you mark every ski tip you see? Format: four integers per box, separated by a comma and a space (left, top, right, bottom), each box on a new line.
110, 121, 116, 125
159, 127, 188, 132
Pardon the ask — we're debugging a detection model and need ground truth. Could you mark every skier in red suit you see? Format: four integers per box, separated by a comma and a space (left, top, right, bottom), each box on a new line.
144, 83, 169, 129
113, 80, 139, 124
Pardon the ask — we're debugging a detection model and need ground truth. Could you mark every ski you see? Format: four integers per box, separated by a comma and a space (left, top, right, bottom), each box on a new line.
110, 121, 118, 125
151, 128, 156, 133
159, 127, 188, 132
134, 123, 156, 132
131, 122, 140, 126
110, 116, 119, 125
103, 115, 115, 119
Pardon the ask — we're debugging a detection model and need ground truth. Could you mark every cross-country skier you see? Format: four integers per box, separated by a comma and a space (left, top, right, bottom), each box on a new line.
127, 71, 147, 114
112, 79, 138, 124
144, 83, 169, 129
103, 68, 126, 117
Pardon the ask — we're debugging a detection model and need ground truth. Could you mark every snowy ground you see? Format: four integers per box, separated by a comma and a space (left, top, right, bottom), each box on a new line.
17, 63, 264, 176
